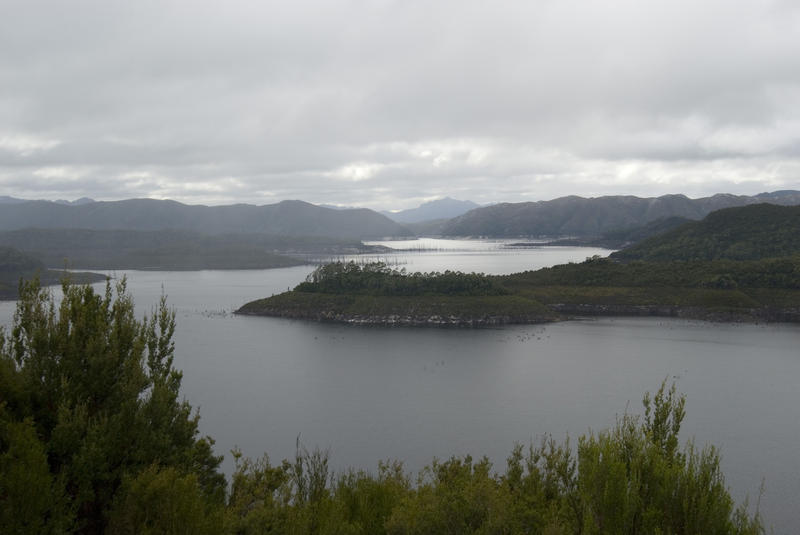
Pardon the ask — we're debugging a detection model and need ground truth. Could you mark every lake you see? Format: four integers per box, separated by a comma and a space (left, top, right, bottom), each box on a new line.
1, 239, 798, 532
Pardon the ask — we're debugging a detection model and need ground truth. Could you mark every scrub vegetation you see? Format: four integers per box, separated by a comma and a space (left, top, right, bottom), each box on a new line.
1, 280, 765, 533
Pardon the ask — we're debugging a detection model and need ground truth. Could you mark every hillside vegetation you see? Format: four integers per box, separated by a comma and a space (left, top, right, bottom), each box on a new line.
0, 246, 105, 299
613, 204, 800, 262
500, 204, 800, 320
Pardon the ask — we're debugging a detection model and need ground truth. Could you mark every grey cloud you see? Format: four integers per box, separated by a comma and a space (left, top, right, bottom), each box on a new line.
0, 0, 799, 209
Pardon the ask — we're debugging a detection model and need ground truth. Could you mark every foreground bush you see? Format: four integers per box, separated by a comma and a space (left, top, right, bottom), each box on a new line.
227, 383, 763, 535
0, 279, 224, 533
1, 281, 764, 533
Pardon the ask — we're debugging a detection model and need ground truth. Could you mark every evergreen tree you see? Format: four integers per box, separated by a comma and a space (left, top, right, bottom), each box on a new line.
0, 278, 224, 534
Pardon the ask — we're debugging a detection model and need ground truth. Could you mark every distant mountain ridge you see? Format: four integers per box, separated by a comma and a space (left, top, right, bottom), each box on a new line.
440, 191, 800, 237
382, 197, 479, 223
0, 198, 410, 240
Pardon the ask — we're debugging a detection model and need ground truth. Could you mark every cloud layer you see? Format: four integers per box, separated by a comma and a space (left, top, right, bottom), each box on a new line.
1, 0, 799, 208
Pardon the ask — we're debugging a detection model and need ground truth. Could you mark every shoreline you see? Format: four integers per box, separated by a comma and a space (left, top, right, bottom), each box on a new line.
235, 299, 800, 326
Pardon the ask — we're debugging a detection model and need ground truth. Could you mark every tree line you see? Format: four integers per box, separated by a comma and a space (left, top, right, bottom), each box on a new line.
296, 262, 509, 297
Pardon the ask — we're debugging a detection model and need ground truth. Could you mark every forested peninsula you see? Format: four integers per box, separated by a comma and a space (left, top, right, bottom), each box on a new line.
237, 205, 800, 325
0, 246, 105, 299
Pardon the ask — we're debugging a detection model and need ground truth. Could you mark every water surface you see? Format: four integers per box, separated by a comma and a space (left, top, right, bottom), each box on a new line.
1, 242, 797, 532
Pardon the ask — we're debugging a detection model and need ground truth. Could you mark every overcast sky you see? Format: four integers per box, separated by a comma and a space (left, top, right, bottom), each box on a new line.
1, 0, 799, 209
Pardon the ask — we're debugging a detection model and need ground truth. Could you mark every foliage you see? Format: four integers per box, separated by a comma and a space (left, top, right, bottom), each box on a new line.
613, 203, 800, 262
0, 278, 224, 534
503, 255, 800, 291
296, 262, 509, 297
225, 382, 763, 535
0, 245, 43, 273
0, 410, 69, 533
107, 465, 224, 534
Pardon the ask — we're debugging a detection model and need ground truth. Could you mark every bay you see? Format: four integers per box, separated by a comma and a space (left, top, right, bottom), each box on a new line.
1, 240, 798, 532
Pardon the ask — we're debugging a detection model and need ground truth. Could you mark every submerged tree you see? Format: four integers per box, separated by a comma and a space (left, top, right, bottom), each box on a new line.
0, 278, 224, 534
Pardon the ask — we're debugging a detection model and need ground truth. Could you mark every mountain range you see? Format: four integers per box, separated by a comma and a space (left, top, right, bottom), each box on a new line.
2, 191, 800, 242
440, 191, 800, 237
0, 198, 410, 240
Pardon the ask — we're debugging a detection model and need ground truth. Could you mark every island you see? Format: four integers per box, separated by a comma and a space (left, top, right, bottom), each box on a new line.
236, 204, 800, 325
236, 262, 557, 326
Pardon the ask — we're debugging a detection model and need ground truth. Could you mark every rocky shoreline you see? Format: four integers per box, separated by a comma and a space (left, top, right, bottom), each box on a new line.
235, 301, 800, 326
234, 305, 557, 326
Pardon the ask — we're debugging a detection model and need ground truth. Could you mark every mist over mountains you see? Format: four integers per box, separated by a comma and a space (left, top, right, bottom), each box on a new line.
381, 197, 480, 223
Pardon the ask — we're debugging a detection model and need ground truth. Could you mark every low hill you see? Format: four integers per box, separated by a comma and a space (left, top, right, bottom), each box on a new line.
612, 204, 800, 262
0, 198, 410, 240
0, 246, 44, 273
0, 246, 104, 299
519, 216, 692, 249
596, 216, 693, 249
440, 191, 800, 238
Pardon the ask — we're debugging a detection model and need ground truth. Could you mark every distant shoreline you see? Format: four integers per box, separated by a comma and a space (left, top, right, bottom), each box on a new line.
0, 270, 108, 300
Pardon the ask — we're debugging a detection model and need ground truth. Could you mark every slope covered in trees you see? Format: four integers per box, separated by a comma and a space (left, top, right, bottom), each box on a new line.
612, 204, 800, 262
0, 247, 105, 299
0, 280, 765, 533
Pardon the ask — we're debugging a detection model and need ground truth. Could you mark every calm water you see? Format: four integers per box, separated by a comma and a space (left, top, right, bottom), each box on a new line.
1, 240, 798, 532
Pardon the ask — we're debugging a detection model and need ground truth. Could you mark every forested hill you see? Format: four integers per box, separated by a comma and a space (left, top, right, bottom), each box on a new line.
0, 245, 43, 273
0, 246, 104, 298
0, 198, 410, 239
612, 204, 800, 262
440, 190, 800, 237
